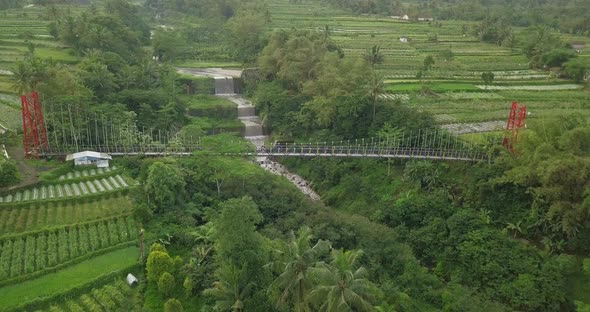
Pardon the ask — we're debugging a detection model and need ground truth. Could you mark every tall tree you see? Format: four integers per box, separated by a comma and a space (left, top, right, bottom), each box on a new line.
145, 162, 186, 212
203, 264, 254, 312
211, 196, 265, 279
308, 249, 379, 312
267, 227, 331, 312
367, 71, 384, 122
363, 45, 384, 68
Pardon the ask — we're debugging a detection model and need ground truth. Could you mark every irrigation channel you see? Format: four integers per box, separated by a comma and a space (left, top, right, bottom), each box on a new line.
176, 68, 321, 201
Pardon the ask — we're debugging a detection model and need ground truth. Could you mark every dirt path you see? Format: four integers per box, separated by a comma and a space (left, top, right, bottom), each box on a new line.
176, 67, 322, 201
4, 145, 41, 190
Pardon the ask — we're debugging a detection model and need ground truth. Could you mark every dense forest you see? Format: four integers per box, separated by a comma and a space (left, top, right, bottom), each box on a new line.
1, 0, 589, 311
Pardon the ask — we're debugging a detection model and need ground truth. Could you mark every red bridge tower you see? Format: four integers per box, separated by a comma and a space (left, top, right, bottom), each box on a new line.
502, 101, 527, 152
21, 91, 48, 158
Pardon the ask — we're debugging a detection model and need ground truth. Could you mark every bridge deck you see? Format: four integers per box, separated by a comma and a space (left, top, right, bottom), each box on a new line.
39, 146, 486, 162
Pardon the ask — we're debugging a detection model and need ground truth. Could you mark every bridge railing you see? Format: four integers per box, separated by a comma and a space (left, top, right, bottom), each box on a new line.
40, 143, 200, 156
259, 144, 485, 161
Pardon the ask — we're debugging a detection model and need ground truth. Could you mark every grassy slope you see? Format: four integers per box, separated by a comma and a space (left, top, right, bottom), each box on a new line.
0, 246, 139, 310
174, 60, 242, 68
0, 96, 20, 130
181, 94, 237, 110
385, 82, 480, 92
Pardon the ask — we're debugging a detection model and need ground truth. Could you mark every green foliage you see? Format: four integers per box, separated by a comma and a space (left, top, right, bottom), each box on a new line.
150, 243, 168, 254
212, 196, 265, 280
542, 48, 576, 68
363, 45, 384, 68
481, 71, 495, 88
520, 26, 572, 68
0, 247, 139, 311
225, 9, 267, 62
10, 57, 50, 94
475, 16, 513, 46
164, 298, 184, 312
145, 162, 186, 213
203, 264, 254, 312
183, 277, 193, 297
308, 249, 380, 312
267, 226, 331, 311
0, 158, 19, 187
403, 160, 448, 191
55, 3, 148, 60
153, 30, 188, 62
146, 250, 173, 283
564, 60, 588, 83
493, 121, 590, 248
158, 272, 175, 298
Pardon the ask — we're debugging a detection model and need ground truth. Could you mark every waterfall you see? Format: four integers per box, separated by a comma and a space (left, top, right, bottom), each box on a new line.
214, 77, 235, 95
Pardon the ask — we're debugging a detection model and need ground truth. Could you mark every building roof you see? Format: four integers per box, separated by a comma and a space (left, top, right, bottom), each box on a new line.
66, 151, 112, 161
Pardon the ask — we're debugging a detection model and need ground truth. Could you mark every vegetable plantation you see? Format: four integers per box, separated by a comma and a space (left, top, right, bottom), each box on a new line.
0, 168, 139, 311
0, 195, 132, 235
51, 280, 136, 312
57, 166, 118, 181
265, 0, 590, 126
0, 246, 139, 311
0, 216, 137, 284
0, 175, 130, 203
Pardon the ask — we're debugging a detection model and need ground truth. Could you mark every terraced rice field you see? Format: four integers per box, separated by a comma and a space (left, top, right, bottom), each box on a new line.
267, 0, 531, 78
58, 166, 118, 181
0, 94, 20, 129
0, 196, 132, 236
0, 216, 137, 283
0, 246, 139, 311
476, 84, 584, 90
0, 175, 129, 203
0, 169, 139, 311
267, 0, 590, 128
39, 280, 136, 312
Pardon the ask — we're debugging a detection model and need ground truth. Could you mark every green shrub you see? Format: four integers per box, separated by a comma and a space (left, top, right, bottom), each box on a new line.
0, 159, 19, 187
164, 298, 184, 312
146, 250, 173, 283
158, 271, 175, 297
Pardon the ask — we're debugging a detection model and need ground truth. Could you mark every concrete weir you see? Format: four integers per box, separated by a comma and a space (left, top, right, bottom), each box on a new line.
176, 67, 320, 201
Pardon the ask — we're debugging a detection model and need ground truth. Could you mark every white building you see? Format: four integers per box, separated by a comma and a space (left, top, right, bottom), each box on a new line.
66, 151, 112, 168
400, 37, 409, 43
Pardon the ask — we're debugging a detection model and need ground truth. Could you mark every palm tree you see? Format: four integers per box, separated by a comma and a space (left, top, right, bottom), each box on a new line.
367, 71, 384, 122
503, 221, 523, 238
203, 264, 255, 312
266, 226, 331, 312
308, 249, 379, 312
363, 45, 384, 68
10, 62, 32, 94
322, 24, 331, 43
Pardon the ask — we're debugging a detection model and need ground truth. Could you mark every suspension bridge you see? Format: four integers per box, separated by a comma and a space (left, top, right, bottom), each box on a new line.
36, 128, 493, 162
19, 91, 501, 162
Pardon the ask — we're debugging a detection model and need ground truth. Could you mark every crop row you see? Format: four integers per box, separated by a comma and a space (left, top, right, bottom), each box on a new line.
0, 175, 129, 203
34, 280, 132, 312
476, 84, 583, 91
0, 195, 132, 236
0, 216, 137, 282
379, 93, 410, 101
58, 166, 118, 181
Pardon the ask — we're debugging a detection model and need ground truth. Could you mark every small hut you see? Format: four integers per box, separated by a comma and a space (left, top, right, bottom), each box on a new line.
126, 273, 138, 286
66, 151, 112, 168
